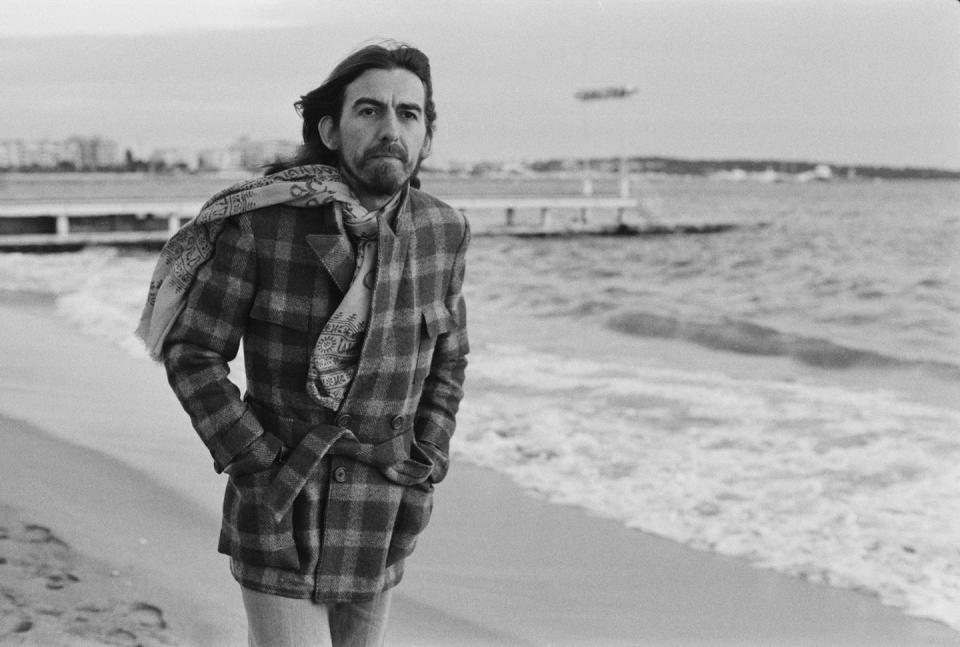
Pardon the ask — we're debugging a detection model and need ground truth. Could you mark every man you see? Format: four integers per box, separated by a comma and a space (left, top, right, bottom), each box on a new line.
137, 41, 469, 646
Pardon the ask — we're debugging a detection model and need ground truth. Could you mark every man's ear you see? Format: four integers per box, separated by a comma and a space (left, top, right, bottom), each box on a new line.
420, 135, 432, 160
318, 116, 340, 151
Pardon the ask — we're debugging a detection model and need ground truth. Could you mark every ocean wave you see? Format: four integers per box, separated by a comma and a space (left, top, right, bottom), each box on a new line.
4, 240, 960, 632
606, 310, 960, 379
459, 342, 960, 632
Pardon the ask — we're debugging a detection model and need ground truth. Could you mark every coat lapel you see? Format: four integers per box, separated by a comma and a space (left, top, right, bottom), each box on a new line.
370, 191, 413, 317
306, 234, 355, 294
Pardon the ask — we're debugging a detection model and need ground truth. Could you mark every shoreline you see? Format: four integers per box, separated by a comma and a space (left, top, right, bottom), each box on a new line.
2, 293, 960, 645
0, 412, 237, 646
5, 412, 960, 647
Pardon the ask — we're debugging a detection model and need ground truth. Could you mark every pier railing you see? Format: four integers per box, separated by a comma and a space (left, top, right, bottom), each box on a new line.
0, 195, 643, 250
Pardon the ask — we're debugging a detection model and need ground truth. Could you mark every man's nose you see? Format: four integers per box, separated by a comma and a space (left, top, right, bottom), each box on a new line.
379, 112, 400, 141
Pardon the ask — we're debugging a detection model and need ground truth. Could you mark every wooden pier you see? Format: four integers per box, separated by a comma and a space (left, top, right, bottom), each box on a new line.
0, 194, 743, 251
0, 200, 197, 250
0, 195, 642, 250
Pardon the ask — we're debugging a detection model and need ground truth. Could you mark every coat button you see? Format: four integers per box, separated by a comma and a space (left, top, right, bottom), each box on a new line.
390, 415, 404, 430
333, 466, 347, 483
336, 414, 352, 428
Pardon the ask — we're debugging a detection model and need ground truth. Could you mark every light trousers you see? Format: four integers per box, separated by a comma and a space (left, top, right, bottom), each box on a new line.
241, 586, 393, 647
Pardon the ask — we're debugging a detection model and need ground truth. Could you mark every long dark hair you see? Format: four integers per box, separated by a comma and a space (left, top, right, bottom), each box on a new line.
266, 40, 436, 183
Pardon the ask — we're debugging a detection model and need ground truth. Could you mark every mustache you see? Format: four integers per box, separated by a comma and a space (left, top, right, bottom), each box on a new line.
364, 143, 408, 163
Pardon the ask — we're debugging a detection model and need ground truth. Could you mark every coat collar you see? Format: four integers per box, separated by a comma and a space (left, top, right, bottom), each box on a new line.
304, 186, 413, 294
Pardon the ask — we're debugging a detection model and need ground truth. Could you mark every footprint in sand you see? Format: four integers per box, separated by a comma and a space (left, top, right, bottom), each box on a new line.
1, 588, 24, 607
0, 586, 33, 639
129, 602, 168, 629
0, 517, 175, 645
23, 524, 68, 548
67, 600, 171, 645
0, 614, 34, 638
108, 627, 138, 642
6, 523, 81, 591
12, 619, 32, 634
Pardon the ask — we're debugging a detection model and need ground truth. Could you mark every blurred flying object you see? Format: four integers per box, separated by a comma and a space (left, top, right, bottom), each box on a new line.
574, 85, 639, 101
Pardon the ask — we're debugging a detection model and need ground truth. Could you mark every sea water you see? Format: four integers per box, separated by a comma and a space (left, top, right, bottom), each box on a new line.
0, 174, 958, 629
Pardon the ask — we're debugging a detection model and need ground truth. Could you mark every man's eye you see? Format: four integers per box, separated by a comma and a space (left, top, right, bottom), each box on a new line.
359, 107, 377, 117
400, 111, 419, 121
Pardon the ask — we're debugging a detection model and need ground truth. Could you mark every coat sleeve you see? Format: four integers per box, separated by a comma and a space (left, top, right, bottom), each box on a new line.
161, 215, 280, 474
413, 220, 470, 484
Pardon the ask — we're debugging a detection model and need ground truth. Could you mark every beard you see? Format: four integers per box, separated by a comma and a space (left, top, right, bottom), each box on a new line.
340, 142, 424, 200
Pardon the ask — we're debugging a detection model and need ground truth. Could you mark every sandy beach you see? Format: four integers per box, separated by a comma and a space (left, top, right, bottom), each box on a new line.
2, 293, 959, 646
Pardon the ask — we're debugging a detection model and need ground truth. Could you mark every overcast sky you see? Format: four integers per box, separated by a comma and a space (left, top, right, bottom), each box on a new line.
2, 0, 958, 168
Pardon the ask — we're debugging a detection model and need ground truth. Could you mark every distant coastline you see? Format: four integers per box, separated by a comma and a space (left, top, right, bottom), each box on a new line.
517, 156, 960, 181
2, 155, 956, 181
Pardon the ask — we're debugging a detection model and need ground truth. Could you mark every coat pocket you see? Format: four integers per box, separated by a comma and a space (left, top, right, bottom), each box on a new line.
421, 301, 454, 339
219, 467, 301, 571
386, 481, 434, 566
414, 302, 454, 386
379, 440, 435, 486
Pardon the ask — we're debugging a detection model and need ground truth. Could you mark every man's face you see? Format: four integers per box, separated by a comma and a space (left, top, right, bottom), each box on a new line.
320, 68, 431, 206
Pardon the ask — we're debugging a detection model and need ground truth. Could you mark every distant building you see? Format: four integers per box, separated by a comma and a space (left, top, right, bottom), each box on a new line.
148, 148, 197, 171
194, 138, 299, 172
0, 135, 304, 172
229, 137, 299, 170
0, 136, 119, 170
18, 140, 77, 169
796, 163, 834, 183
814, 163, 834, 180
67, 136, 120, 170
0, 140, 25, 169
198, 148, 245, 171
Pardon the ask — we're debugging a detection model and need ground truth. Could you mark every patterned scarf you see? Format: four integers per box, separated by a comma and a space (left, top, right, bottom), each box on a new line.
136, 164, 381, 411
306, 190, 401, 410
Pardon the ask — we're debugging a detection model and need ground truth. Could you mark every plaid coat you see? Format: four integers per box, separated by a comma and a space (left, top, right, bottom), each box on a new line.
162, 187, 469, 602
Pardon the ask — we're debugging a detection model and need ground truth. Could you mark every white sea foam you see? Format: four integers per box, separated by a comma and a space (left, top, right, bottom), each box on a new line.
457, 342, 960, 630
0, 249, 153, 358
